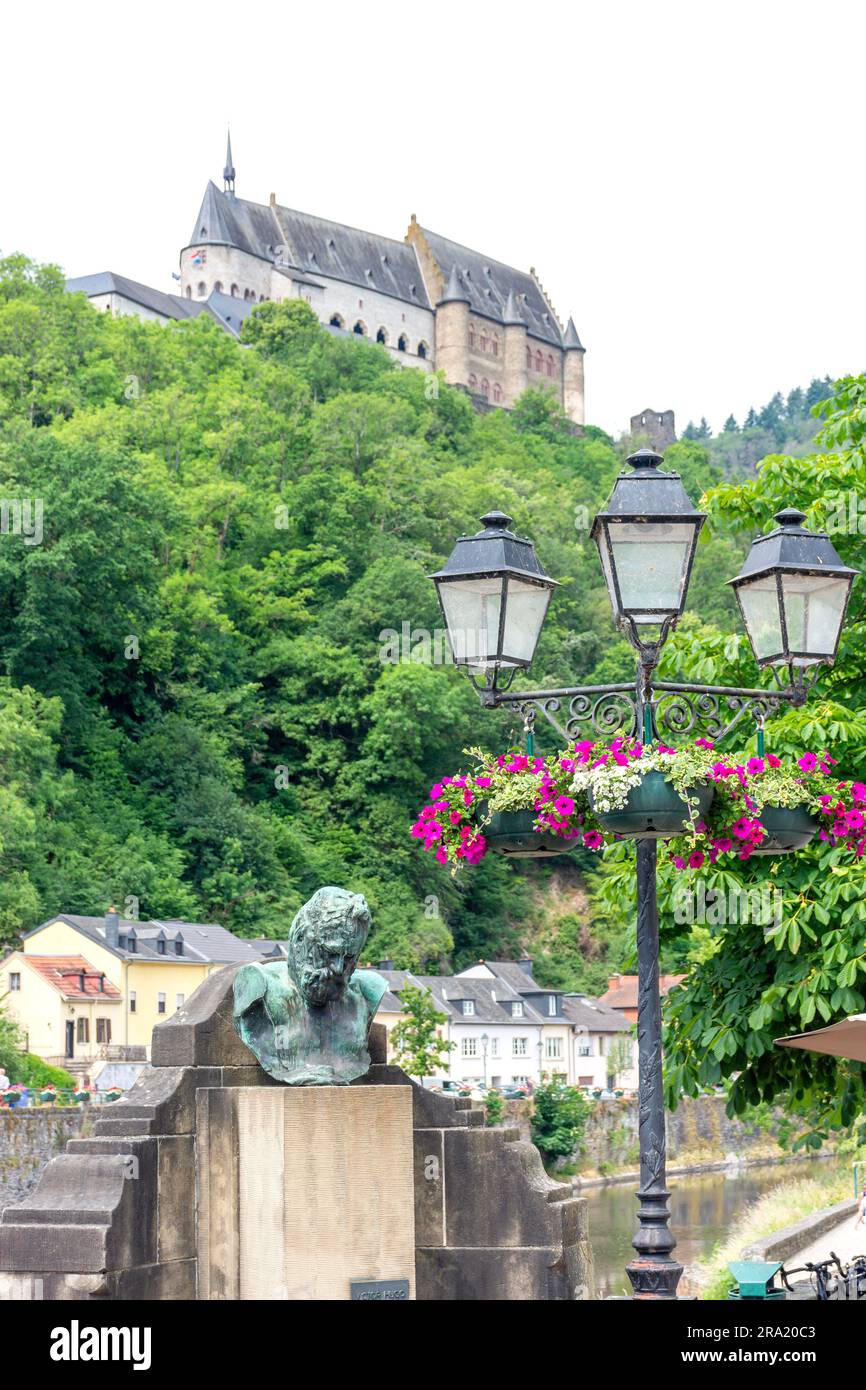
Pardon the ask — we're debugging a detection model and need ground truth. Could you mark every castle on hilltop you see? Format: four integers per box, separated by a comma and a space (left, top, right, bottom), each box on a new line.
69, 135, 586, 424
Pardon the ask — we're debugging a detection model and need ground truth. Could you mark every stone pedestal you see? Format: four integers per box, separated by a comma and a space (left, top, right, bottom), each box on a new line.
197, 1086, 415, 1300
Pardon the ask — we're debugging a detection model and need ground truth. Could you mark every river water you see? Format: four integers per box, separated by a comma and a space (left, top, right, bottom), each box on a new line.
583, 1160, 825, 1297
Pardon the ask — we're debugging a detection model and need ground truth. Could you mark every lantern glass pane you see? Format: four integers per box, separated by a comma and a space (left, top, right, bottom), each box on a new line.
737, 575, 783, 660
502, 579, 551, 665
781, 573, 849, 664
608, 521, 696, 621
437, 576, 504, 666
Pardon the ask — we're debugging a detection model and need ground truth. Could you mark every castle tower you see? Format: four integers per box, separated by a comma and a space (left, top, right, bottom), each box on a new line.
502, 290, 528, 406
435, 265, 470, 387
562, 317, 586, 425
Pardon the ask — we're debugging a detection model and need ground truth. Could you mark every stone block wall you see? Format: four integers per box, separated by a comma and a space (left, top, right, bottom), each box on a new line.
0, 1109, 95, 1208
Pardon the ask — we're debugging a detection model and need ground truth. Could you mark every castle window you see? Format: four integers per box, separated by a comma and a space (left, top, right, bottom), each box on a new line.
492, 336, 499, 357
398, 334, 408, 352
468, 374, 477, 389
480, 335, 487, 352
547, 354, 555, 377
493, 383, 502, 402
468, 328, 476, 348
535, 350, 543, 373
329, 314, 344, 329
199, 227, 207, 238
260, 293, 266, 302
213, 281, 223, 294
376, 328, 388, 345
353, 321, 366, 336
417, 341, 428, 359
481, 378, 490, 399
526, 347, 532, 368
230, 284, 239, 298
185, 286, 192, 299
197, 282, 207, 298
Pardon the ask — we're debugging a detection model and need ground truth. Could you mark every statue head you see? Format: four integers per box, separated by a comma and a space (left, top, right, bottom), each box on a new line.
285, 886, 372, 1008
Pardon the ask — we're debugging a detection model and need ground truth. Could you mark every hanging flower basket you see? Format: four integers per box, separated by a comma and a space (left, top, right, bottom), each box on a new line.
749, 805, 820, 856
411, 737, 864, 874
39, 1086, 58, 1104
591, 769, 714, 840
482, 806, 581, 859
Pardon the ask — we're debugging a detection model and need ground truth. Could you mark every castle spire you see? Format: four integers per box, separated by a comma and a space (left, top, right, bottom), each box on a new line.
563, 316, 584, 351
503, 289, 524, 325
438, 263, 470, 305
223, 128, 236, 195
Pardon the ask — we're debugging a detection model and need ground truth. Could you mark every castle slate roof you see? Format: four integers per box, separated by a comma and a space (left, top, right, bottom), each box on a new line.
418, 226, 563, 346
187, 184, 432, 308
66, 272, 208, 323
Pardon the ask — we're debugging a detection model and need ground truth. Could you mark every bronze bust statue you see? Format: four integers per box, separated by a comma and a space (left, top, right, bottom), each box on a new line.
232, 887, 388, 1085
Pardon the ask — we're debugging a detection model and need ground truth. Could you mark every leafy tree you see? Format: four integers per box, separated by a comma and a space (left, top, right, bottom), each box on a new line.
531, 1079, 591, 1161
606, 1035, 634, 1089
485, 1088, 506, 1125
390, 983, 455, 1078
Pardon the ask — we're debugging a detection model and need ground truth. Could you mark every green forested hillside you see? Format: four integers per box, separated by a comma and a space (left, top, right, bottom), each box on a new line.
1, 252, 865, 1134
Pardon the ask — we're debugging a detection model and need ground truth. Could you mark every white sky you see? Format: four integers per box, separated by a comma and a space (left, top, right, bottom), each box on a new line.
2, 0, 863, 436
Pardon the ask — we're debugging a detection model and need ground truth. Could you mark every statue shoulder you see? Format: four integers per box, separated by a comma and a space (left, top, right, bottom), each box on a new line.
233, 960, 287, 1018
353, 969, 389, 1015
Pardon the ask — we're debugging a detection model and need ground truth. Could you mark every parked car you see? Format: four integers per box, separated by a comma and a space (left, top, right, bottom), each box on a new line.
499, 1084, 530, 1100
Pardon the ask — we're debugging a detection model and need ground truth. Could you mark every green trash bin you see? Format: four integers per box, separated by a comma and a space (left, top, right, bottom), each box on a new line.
727, 1261, 786, 1300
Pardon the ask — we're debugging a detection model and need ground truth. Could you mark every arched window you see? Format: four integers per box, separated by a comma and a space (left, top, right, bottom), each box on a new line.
526, 346, 532, 368
417, 341, 428, 359
535, 350, 543, 373
376, 327, 388, 345
329, 313, 344, 328
398, 334, 408, 352
468, 327, 476, 348
492, 336, 499, 357
260, 293, 266, 302
197, 282, 207, 298
547, 354, 555, 377
185, 286, 192, 299
468, 374, 477, 389
213, 281, 223, 294
493, 383, 502, 402
353, 321, 366, 335
481, 379, 490, 399
480, 334, 487, 352
230, 284, 239, 297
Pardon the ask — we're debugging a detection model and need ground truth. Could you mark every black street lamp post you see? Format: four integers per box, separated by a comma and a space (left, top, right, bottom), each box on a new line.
432, 449, 858, 1299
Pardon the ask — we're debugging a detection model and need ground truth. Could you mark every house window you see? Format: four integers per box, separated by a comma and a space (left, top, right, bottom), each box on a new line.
490, 1038, 500, 1057
461, 1000, 475, 1016
461, 1037, 477, 1057
512, 1001, 523, 1018
398, 334, 408, 352
548, 996, 557, 1016
512, 1037, 527, 1056
578, 1040, 592, 1056
9, 973, 20, 991
128, 937, 137, 953
175, 940, 183, 956
176, 994, 185, 1008
76, 1018, 89, 1044
157, 993, 166, 1015
545, 1037, 562, 1059
157, 939, 166, 955
96, 1018, 112, 1045
129, 992, 137, 1014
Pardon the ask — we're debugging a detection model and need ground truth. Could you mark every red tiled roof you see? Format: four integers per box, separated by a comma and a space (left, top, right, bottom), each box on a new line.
24, 955, 121, 1000
600, 974, 686, 1010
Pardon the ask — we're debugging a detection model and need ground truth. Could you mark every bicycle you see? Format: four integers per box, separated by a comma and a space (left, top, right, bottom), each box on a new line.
780, 1251, 847, 1300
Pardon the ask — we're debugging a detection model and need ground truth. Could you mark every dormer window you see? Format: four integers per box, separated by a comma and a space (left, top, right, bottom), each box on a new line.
200, 226, 207, 236
548, 996, 557, 1016
461, 999, 475, 1016
512, 1001, 524, 1018
157, 938, 166, 955
175, 939, 184, 956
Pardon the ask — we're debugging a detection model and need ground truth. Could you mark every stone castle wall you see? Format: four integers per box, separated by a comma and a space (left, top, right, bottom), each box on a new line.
0, 1109, 95, 1208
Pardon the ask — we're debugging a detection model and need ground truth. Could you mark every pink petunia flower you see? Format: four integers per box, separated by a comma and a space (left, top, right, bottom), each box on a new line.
798, 753, 817, 772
